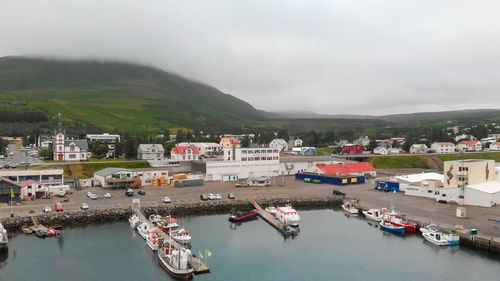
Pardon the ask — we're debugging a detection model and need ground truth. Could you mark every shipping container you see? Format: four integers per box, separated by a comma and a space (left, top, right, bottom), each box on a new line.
295, 173, 365, 186
174, 179, 204, 187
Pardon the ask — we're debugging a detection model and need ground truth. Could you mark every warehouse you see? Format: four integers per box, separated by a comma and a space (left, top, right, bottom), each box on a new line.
464, 182, 500, 207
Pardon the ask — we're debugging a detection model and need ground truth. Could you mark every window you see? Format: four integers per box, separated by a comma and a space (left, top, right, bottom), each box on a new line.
70, 145, 75, 151
242, 157, 247, 161
428, 190, 433, 193
69, 154, 76, 159
242, 150, 247, 154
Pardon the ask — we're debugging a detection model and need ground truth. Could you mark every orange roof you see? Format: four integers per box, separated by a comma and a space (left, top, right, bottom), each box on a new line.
172, 146, 199, 154
316, 162, 375, 175
224, 137, 240, 144
458, 140, 480, 145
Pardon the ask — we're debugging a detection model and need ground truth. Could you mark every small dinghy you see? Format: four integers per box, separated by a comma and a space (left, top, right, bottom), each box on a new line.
362, 209, 384, 221
422, 231, 460, 246
228, 209, 259, 223
22, 226, 33, 234
342, 202, 359, 215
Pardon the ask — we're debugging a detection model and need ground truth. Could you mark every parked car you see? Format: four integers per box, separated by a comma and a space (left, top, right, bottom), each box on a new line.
4, 164, 9, 169
332, 190, 346, 196
228, 193, 235, 199
54, 202, 64, 212
200, 194, 208, 201
86, 191, 93, 197
215, 194, 222, 200
138, 190, 146, 195
125, 189, 134, 197
81, 203, 89, 210
208, 193, 216, 200
235, 182, 248, 188
104, 193, 112, 199
162, 196, 171, 203
42, 206, 52, 213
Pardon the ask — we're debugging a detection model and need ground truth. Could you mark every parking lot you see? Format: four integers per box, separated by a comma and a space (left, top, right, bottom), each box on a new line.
1, 144, 43, 169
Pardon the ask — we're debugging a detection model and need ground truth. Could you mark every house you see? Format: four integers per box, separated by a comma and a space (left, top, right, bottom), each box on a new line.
430, 142, 455, 154
342, 144, 363, 154
301, 147, 317, 156
19, 180, 43, 199
488, 134, 500, 141
389, 148, 400, 154
464, 182, 500, 207
0, 176, 20, 203
289, 137, 303, 148
373, 146, 389, 155
454, 134, 475, 142
177, 142, 222, 156
490, 142, 500, 151
171, 146, 200, 161
86, 133, 120, 143
220, 137, 240, 148
53, 129, 89, 161
353, 136, 370, 146
93, 167, 140, 188
137, 144, 165, 160
480, 137, 497, 145
389, 137, 405, 144
312, 162, 376, 177
269, 139, 289, 151
409, 144, 428, 154
457, 140, 482, 152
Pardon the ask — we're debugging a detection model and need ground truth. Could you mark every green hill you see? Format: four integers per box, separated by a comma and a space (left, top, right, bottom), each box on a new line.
0, 56, 264, 133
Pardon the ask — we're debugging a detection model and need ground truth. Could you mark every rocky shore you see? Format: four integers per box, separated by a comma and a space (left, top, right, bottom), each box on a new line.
2, 197, 343, 232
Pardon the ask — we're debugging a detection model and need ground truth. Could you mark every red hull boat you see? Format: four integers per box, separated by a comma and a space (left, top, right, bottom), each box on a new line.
228, 209, 258, 222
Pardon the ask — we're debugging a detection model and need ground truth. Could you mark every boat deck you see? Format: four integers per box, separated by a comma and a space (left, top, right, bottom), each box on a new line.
134, 209, 210, 274
252, 201, 297, 237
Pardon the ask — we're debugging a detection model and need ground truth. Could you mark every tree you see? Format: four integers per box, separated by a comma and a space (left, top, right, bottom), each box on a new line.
241, 136, 250, 148
93, 145, 109, 158
125, 136, 137, 159
366, 140, 377, 152
39, 147, 53, 160
114, 139, 124, 158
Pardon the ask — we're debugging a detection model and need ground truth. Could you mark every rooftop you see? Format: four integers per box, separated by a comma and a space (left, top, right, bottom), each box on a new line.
316, 162, 375, 175
467, 181, 500, 194
95, 167, 134, 177
394, 172, 444, 183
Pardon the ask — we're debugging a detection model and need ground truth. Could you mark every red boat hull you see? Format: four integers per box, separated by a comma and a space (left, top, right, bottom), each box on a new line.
229, 210, 258, 222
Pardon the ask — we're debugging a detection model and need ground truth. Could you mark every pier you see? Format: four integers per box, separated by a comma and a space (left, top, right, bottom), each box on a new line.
252, 201, 298, 237
133, 208, 210, 274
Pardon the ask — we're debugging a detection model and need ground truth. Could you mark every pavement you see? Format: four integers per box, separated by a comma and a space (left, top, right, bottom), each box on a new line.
2, 144, 44, 167
1, 175, 499, 238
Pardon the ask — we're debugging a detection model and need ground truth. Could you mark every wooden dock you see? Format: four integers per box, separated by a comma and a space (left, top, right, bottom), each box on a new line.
252, 201, 298, 237
134, 209, 210, 274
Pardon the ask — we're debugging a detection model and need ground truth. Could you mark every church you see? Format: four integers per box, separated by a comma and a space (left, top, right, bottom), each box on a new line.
52, 115, 89, 161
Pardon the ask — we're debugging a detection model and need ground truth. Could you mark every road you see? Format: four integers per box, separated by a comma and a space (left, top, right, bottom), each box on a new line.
4, 144, 44, 167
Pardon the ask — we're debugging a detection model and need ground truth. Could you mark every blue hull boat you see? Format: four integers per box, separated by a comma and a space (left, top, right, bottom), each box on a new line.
380, 221, 405, 233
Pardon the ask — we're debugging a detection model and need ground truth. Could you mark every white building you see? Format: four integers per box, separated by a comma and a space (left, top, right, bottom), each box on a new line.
53, 129, 89, 161
294, 138, 303, 147
135, 168, 169, 186
86, 133, 120, 143
269, 139, 289, 151
431, 142, 456, 154
171, 146, 200, 161
177, 142, 222, 156
490, 142, 500, 151
454, 134, 475, 142
93, 167, 137, 188
137, 144, 165, 160
0, 169, 64, 186
488, 134, 500, 141
464, 182, 500, 207
409, 144, 428, 154
457, 140, 482, 152
480, 137, 497, 145
373, 146, 389, 155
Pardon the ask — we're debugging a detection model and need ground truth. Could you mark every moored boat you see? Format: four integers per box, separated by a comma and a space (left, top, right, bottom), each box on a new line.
380, 220, 405, 233
228, 209, 258, 223
342, 202, 359, 215
129, 214, 140, 228
137, 222, 160, 240
158, 241, 194, 279
169, 228, 192, 244
422, 231, 460, 246
276, 205, 300, 226
265, 206, 277, 215
362, 209, 383, 221
149, 214, 163, 224
157, 217, 179, 233
22, 226, 33, 234
146, 233, 160, 251
385, 216, 418, 232
0, 222, 7, 250
419, 224, 439, 234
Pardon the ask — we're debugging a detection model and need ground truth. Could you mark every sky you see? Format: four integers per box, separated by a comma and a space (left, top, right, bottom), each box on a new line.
2, 0, 500, 115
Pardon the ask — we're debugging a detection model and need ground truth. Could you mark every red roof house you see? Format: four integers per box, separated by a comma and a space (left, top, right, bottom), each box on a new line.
171, 145, 200, 161
315, 162, 376, 177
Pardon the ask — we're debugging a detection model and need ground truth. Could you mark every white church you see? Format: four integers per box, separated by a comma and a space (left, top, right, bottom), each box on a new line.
53, 115, 89, 161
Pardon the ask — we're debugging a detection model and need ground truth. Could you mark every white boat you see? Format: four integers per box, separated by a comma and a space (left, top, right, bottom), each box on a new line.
149, 214, 163, 224
158, 241, 194, 279
342, 202, 359, 215
0, 222, 7, 250
419, 224, 439, 234
146, 233, 160, 251
170, 228, 192, 244
422, 231, 460, 246
276, 205, 300, 226
136, 222, 160, 240
129, 214, 141, 228
157, 217, 179, 233
362, 208, 383, 221
384, 208, 399, 217
265, 206, 277, 215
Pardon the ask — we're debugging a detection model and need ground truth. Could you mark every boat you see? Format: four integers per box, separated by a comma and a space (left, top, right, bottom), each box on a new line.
228, 209, 259, 223
342, 202, 359, 215
129, 214, 141, 228
146, 233, 160, 251
265, 206, 277, 215
380, 220, 405, 233
362, 209, 384, 221
149, 214, 163, 223
157, 217, 179, 233
22, 226, 33, 234
276, 205, 300, 226
419, 224, 439, 234
422, 231, 460, 246
0, 222, 7, 250
385, 216, 418, 232
136, 222, 160, 240
158, 240, 194, 279
47, 227, 61, 237
169, 228, 192, 244
384, 208, 399, 217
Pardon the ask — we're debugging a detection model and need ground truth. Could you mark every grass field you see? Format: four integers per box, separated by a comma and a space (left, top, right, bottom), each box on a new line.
316, 147, 333, 156
439, 152, 500, 162
369, 156, 430, 169
30, 161, 150, 178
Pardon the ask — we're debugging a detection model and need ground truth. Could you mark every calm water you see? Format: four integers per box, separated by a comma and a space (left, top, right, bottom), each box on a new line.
1, 209, 500, 281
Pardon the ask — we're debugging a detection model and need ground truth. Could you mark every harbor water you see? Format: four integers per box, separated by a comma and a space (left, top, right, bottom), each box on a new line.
1, 209, 500, 281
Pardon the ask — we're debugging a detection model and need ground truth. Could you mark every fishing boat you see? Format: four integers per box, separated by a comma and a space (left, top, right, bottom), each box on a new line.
380, 220, 405, 233
157, 217, 179, 233
136, 222, 160, 240
170, 228, 192, 244
384, 208, 399, 217
362, 209, 384, 221
422, 231, 460, 246
149, 214, 163, 224
22, 226, 33, 234
265, 206, 277, 215
419, 224, 439, 234
146, 233, 160, 251
276, 205, 300, 226
158, 240, 194, 279
228, 209, 258, 222
129, 214, 141, 228
47, 227, 61, 237
342, 202, 359, 215
0, 222, 7, 250
385, 216, 418, 232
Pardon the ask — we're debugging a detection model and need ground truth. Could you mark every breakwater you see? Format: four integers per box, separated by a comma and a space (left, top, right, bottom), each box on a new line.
2, 197, 343, 232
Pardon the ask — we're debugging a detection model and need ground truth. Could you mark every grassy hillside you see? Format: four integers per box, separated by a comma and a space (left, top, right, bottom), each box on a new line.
0, 56, 264, 133
439, 152, 500, 162
369, 156, 430, 169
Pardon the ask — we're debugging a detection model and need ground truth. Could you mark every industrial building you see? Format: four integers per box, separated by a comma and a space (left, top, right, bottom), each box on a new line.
0, 169, 64, 186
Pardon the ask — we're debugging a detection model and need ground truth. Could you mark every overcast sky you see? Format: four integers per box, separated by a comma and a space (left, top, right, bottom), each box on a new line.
2, 0, 500, 115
